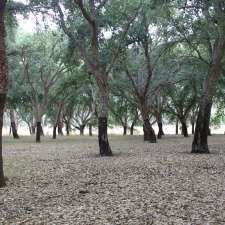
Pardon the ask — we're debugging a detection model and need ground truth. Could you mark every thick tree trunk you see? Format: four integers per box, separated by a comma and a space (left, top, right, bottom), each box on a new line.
9, 109, 19, 139
80, 125, 85, 135
0, 1, 8, 188
130, 124, 134, 135
0, 94, 6, 187
36, 122, 41, 143
40, 125, 44, 136
181, 121, 188, 137
143, 119, 157, 143
176, 118, 179, 135
123, 125, 127, 135
89, 124, 92, 136
98, 117, 112, 156
140, 103, 156, 143
96, 77, 112, 156
52, 126, 57, 139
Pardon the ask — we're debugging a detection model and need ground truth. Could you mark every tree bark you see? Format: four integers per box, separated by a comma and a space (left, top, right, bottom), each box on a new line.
143, 119, 157, 142
123, 125, 127, 135
98, 117, 112, 156
40, 125, 44, 136
157, 122, 164, 139
96, 78, 112, 156
181, 121, 188, 137
0, 0, 7, 187
65, 121, 70, 135
192, 40, 225, 153
57, 123, 63, 136
9, 109, 19, 139
130, 124, 134, 135
140, 103, 156, 143
0, 94, 6, 187
191, 122, 195, 135
80, 125, 85, 135
52, 126, 57, 139
89, 124, 92, 136
36, 122, 41, 143
175, 118, 179, 135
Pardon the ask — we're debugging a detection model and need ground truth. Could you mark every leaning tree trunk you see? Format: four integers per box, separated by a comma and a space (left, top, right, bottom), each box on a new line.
192, 42, 225, 153
0, 0, 8, 187
36, 122, 42, 143
9, 109, 19, 139
96, 76, 112, 156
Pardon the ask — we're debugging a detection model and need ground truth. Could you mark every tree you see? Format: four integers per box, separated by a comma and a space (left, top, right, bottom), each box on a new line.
0, 0, 7, 187
52, 0, 139, 156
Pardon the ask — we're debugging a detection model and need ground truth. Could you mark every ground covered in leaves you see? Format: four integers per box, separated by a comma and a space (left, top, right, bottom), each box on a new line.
0, 134, 225, 225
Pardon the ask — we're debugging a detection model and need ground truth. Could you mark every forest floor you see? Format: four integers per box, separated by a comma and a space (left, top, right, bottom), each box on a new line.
0, 134, 225, 225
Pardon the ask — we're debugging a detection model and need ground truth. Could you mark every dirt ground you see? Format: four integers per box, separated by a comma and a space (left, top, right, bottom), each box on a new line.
0, 134, 225, 225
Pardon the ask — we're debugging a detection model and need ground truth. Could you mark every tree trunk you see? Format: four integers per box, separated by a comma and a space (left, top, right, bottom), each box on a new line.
66, 121, 70, 135
9, 109, 19, 139
89, 124, 92, 136
130, 124, 134, 135
52, 126, 57, 139
176, 118, 179, 135
57, 122, 63, 136
191, 122, 195, 135
36, 122, 41, 143
181, 121, 188, 137
0, 0, 8, 187
140, 103, 156, 143
0, 94, 6, 187
123, 125, 127, 135
157, 122, 164, 139
96, 77, 112, 156
192, 40, 225, 153
208, 127, 211, 136
80, 125, 85, 135
143, 119, 157, 143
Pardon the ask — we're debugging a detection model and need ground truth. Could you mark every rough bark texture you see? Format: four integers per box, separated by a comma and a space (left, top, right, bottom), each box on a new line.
36, 122, 41, 143
0, 0, 7, 188
9, 109, 19, 139
143, 119, 157, 143
52, 126, 57, 139
0, 94, 6, 187
98, 117, 112, 156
